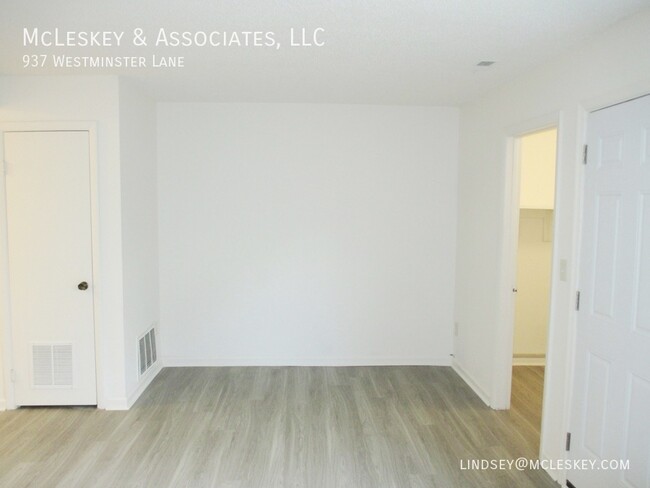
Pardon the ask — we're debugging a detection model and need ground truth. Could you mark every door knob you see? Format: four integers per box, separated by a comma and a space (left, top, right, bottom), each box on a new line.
78, 281, 89, 290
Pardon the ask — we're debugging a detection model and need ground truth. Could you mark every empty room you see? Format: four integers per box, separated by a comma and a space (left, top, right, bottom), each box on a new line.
1, 2, 649, 487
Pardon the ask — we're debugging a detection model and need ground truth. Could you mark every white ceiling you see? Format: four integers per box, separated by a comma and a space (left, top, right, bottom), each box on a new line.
1, 0, 648, 104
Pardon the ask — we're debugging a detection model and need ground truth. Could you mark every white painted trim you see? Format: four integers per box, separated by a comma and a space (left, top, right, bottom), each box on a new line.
85, 123, 105, 410
452, 359, 491, 406
0, 398, 5, 411
163, 356, 453, 367
102, 396, 129, 411
0, 129, 13, 410
512, 356, 546, 366
126, 360, 162, 408
0, 122, 102, 410
540, 106, 588, 488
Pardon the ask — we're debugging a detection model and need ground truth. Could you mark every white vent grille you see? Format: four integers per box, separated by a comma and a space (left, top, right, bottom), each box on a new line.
150, 329, 157, 363
139, 337, 146, 374
53, 345, 73, 386
32, 343, 73, 388
138, 328, 157, 376
33, 345, 53, 386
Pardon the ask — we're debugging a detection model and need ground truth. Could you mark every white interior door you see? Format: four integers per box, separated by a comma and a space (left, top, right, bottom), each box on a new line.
568, 95, 650, 487
3, 130, 96, 406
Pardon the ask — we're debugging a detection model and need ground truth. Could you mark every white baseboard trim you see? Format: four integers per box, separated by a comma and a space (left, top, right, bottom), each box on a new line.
102, 396, 129, 410
162, 355, 453, 367
452, 359, 491, 407
513, 355, 546, 366
127, 361, 163, 408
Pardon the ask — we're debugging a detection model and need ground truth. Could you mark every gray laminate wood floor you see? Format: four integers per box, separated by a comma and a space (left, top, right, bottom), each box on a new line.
511, 366, 545, 443
0, 366, 557, 488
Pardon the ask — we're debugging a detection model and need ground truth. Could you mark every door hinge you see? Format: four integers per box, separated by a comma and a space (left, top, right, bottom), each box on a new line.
566, 432, 572, 451
575, 291, 581, 311
583, 144, 588, 165
10, 369, 16, 383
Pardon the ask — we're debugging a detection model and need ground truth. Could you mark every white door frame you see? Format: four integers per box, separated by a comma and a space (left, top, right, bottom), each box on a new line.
0, 121, 104, 409
493, 111, 562, 412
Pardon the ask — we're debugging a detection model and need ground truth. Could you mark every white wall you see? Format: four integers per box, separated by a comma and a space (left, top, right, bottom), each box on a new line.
454, 8, 650, 481
0, 76, 126, 408
513, 210, 552, 359
118, 79, 161, 405
158, 103, 458, 366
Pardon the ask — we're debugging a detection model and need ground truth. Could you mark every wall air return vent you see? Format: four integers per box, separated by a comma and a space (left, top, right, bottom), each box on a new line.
138, 327, 157, 377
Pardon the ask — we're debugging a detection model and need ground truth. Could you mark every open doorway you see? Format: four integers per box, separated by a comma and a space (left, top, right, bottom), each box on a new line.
510, 127, 557, 451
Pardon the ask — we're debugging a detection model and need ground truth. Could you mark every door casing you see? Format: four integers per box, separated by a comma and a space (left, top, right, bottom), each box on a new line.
0, 121, 104, 409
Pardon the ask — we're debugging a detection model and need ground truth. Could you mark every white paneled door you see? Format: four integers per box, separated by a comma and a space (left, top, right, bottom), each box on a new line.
569, 95, 650, 487
3, 131, 97, 406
